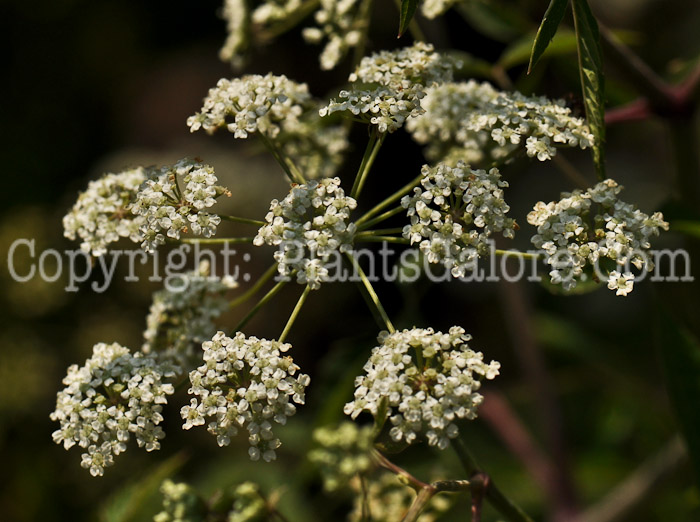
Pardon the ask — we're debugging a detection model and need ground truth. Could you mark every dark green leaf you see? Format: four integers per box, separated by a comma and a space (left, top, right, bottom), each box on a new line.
398, 0, 419, 38
501, 29, 577, 70
658, 311, 700, 486
670, 220, 700, 240
572, 0, 606, 179
528, 0, 569, 73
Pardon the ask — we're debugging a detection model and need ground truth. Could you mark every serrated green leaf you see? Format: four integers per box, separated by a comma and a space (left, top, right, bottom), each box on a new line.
398, 0, 419, 38
572, 0, 606, 179
528, 0, 569, 73
658, 311, 700, 486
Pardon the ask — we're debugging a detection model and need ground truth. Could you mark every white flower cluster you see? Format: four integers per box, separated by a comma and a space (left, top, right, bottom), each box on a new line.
254, 178, 357, 289
406, 80, 594, 165
344, 327, 500, 450
421, 0, 463, 19
320, 43, 458, 133
402, 162, 516, 277
303, 0, 362, 70
131, 159, 228, 252
181, 331, 310, 462
187, 74, 311, 139
527, 179, 669, 295
50, 343, 177, 476
63, 167, 148, 256
142, 262, 237, 368
308, 422, 374, 491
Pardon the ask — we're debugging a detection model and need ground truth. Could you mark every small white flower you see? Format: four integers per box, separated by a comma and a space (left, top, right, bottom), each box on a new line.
63, 167, 149, 256
187, 74, 311, 139
527, 179, 669, 294
401, 162, 516, 277
130, 159, 228, 252
255, 178, 356, 289
50, 343, 177, 476
406, 80, 595, 165
181, 331, 310, 462
607, 270, 635, 296
345, 327, 500, 450
321, 43, 458, 133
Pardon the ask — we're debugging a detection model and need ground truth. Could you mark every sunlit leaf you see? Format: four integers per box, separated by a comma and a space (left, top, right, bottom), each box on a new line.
572, 0, 606, 179
528, 0, 569, 73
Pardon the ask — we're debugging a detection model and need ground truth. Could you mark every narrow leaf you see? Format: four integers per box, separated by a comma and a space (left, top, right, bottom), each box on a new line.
398, 0, 419, 38
572, 0, 606, 179
658, 311, 700, 486
502, 29, 577, 71
528, 0, 569, 73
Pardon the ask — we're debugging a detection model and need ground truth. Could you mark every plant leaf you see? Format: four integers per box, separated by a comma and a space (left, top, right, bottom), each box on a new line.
528, 0, 569, 73
658, 310, 700, 486
502, 29, 577, 70
398, 0, 419, 38
572, 0, 606, 179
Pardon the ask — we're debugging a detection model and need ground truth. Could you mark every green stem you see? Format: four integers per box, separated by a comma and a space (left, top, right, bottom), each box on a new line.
176, 237, 255, 245
258, 132, 306, 185
219, 215, 265, 227
345, 252, 395, 332
229, 264, 279, 309
452, 437, 534, 522
355, 235, 409, 244
357, 205, 405, 231
359, 227, 404, 236
351, 130, 386, 200
401, 487, 436, 522
494, 249, 541, 260
279, 284, 312, 342
231, 278, 288, 334
355, 173, 423, 226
